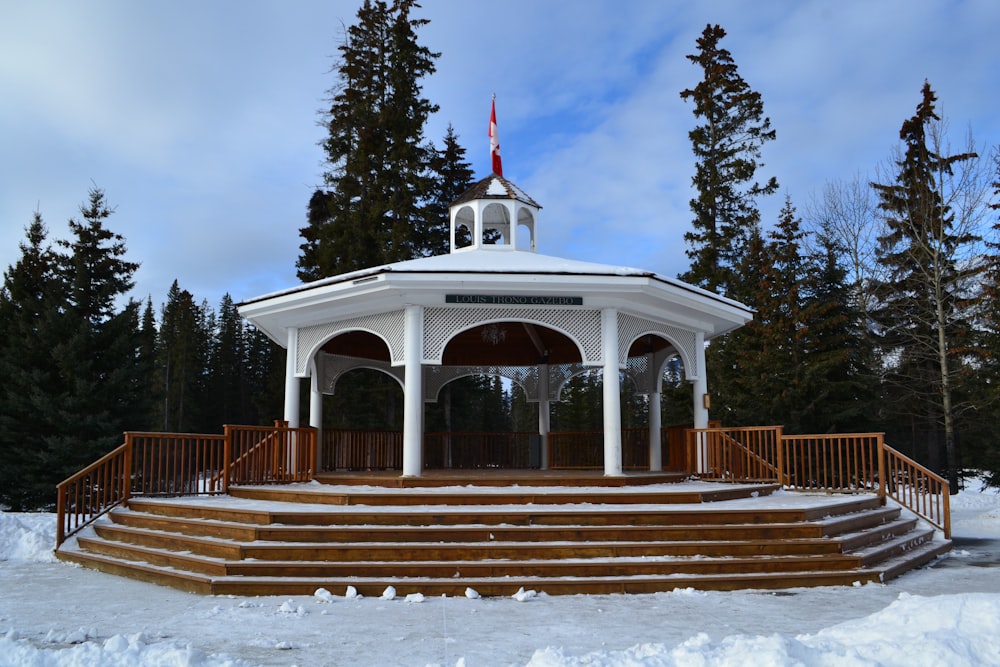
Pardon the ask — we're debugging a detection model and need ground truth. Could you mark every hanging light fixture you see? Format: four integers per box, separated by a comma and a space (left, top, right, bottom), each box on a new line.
481, 323, 507, 345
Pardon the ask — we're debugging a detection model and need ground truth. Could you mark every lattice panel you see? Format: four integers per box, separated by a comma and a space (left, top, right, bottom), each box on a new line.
623, 350, 678, 395
297, 310, 406, 375
424, 365, 540, 403
548, 362, 590, 402
318, 352, 404, 395
617, 312, 699, 378
423, 307, 603, 364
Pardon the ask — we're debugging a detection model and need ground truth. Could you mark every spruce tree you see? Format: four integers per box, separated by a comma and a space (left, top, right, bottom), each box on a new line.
425, 124, 475, 256
297, 0, 440, 280
53, 188, 143, 466
209, 294, 248, 425
154, 281, 212, 432
0, 213, 64, 508
679, 24, 778, 295
798, 224, 878, 433
973, 151, 1000, 485
870, 81, 980, 485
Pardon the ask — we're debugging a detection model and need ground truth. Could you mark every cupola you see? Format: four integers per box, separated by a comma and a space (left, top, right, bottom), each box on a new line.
448, 174, 542, 253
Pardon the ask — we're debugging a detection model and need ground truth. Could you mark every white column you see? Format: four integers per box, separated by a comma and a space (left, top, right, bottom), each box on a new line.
692, 331, 709, 473
648, 389, 662, 472
601, 309, 623, 476
538, 363, 550, 470
309, 360, 324, 472
402, 305, 424, 477
283, 327, 300, 427
692, 336, 709, 428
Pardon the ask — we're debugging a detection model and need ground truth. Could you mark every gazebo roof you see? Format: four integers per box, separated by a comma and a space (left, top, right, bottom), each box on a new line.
451, 174, 541, 209
238, 246, 753, 363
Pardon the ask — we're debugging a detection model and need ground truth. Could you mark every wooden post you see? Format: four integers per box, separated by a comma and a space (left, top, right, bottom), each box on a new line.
774, 426, 785, 486
223, 424, 232, 494
876, 433, 886, 506
122, 433, 134, 503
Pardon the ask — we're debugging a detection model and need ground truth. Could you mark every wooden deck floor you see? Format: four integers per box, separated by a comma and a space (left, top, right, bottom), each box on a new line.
313, 469, 690, 488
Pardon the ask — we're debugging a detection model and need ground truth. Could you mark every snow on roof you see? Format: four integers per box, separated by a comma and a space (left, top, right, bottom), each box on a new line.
451, 174, 541, 209
238, 247, 742, 308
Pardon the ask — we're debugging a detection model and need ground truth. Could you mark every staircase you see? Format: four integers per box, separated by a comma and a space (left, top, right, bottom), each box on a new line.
55, 475, 951, 597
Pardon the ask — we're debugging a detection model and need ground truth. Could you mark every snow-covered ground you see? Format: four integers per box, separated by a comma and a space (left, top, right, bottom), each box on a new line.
2, 479, 999, 667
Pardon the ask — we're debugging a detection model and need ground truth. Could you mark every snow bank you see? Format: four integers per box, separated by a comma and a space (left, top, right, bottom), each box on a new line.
0, 630, 254, 667
0, 512, 56, 563
528, 593, 1000, 666
2, 476, 998, 666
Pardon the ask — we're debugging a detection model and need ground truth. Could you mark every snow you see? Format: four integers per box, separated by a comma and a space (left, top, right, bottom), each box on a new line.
1, 480, 999, 666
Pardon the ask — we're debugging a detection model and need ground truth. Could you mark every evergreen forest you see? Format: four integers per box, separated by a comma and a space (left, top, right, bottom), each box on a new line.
2, 3, 999, 509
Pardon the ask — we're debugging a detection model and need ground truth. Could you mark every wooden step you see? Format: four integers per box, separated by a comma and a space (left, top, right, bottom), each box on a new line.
111, 508, 846, 543
227, 482, 781, 506
313, 471, 689, 488
124, 493, 880, 528
92, 523, 847, 561
57, 483, 950, 597
56, 548, 889, 597
75, 536, 864, 578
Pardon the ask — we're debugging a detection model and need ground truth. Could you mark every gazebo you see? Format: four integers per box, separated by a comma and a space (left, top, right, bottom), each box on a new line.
238, 173, 753, 477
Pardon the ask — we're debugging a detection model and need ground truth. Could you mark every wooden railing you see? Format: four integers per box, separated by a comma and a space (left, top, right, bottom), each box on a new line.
782, 433, 883, 492
322, 428, 666, 470
692, 426, 782, 481
882, 444, 951, 539
56, 423, 316, 546
226, 424, 316, 486
689, 426, 951, 538
322, 429, 402, 470
549, 429, 656, 469
424, 432, 534, 469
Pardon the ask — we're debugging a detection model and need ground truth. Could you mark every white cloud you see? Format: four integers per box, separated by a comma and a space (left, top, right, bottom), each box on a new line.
1, 0, 998, 310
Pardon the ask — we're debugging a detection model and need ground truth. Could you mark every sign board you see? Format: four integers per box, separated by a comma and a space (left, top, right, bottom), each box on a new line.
445, 294, 583, 306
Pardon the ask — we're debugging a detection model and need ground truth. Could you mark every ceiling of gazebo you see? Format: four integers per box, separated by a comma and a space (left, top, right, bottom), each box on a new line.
321, 324, 677, 367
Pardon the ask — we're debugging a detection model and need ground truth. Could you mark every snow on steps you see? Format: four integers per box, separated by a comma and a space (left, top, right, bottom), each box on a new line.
55, 481, 951, 597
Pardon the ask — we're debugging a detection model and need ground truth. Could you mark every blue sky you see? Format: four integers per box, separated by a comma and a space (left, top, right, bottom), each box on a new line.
2, 0, 998, 311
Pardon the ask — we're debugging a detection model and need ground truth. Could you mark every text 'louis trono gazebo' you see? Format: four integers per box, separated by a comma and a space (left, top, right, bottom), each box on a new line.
238, 174, 753, 477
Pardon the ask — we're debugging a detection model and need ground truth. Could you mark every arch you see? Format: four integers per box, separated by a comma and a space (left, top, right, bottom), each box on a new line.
617, 313, 699, 380
423, 307, 602, 365
482, 202, 511, 245
437, 318, 587, 367
452, 204, 475, 251
426, 368, 533, 403
319, 351, 405, 395
516, 207, 536, 251
296, 310, 406, 375
454, 223, 473, 249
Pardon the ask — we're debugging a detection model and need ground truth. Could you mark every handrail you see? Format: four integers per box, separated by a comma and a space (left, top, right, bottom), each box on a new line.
55, 424, 316, 547
881, 442, 951, 539
687, 426, 951, 539
55, 443, 129, 547
693, 426, 783, 482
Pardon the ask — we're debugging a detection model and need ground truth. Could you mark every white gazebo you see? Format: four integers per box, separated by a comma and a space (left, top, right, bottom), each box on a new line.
238, 174, 753, 477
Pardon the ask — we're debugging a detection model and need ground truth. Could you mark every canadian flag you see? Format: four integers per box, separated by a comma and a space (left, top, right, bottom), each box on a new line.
489, 97, 503, 177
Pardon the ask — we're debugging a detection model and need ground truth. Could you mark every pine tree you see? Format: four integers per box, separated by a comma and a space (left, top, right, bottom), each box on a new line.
53, 188, 143, 466
870, 81, 981, 486
425, 124, 475, 255
708, 223, 770, 426
154, 281, 211, 432
679, 24, 778, 295
244, 324, 285, 425
208, 294, 248, 425
297, 0, 440, 280
797, 224, 878, 433
0, 213, 64, 508
135, 296, 159, 429
972, 151, 1000, 485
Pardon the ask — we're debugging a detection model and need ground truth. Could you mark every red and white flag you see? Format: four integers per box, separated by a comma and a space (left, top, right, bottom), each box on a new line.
489, 97, 503, 177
